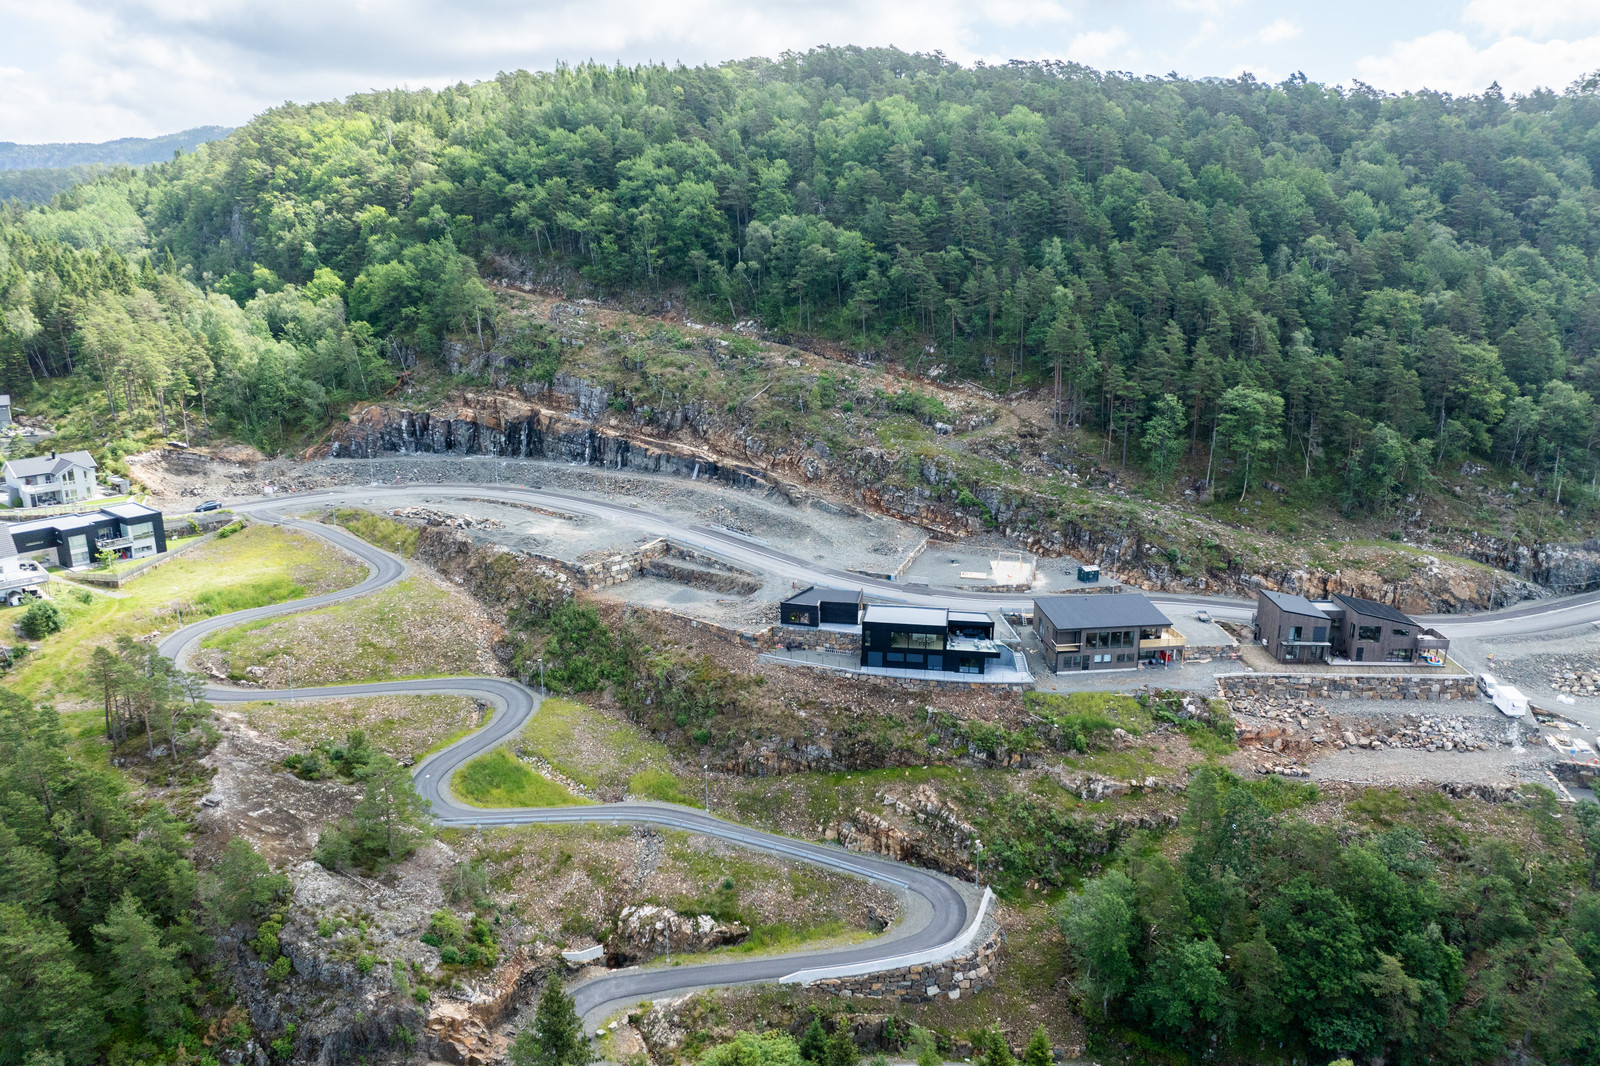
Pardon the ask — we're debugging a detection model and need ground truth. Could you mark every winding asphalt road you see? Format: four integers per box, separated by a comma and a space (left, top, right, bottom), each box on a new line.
156, 477, 1600, 1022
157, 504, 980, 1026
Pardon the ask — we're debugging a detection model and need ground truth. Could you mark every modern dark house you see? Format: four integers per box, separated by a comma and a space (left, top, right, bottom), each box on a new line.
779, 586, 865, 627
860, 604, 1002, 675
1253, 590, 1449, 666
1255, 590, 1334, 664
8, 502, 167, 568
1032, 592, 1184, 672
1329, 593, 1450, 665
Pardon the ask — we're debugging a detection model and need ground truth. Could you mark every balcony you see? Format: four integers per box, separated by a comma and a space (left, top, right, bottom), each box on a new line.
1139, 629, 1188, 651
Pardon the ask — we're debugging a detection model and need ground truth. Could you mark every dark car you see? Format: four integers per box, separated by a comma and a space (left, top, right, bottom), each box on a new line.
195, 500, 222, 512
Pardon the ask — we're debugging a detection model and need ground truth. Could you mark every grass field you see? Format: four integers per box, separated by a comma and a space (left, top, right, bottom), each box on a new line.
196, 575, 491, 685
2, 524, 365, 705
450, 748, 589, 808
236, 693, 486, 763
523, 696, 700, 805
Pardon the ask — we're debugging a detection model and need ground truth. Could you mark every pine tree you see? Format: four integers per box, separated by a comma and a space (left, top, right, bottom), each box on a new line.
93, 892, 191, 1042
1021, 1027, 1052, 1066
510, 976, 594, 1066
798, 1016, 829, 1063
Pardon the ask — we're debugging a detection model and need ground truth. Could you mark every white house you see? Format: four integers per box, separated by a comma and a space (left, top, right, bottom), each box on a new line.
3, 450, 98, 508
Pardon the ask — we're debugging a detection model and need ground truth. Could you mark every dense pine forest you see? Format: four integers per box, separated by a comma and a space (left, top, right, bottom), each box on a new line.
4, 49, 1600, 511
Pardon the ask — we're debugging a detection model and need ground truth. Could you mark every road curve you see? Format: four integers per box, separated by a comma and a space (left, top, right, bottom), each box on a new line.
161, 503, 977, 1025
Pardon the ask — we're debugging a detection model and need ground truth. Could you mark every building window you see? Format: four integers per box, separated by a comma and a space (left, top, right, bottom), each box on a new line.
1288, 626, 1304, 641
1117, 653, 1133, 663
1387, 649, 1412, 662
1392, 628, 1410, 637
887, 652, 904, 663
1313, 627, 1327, 642
1357, 625, 1382, 642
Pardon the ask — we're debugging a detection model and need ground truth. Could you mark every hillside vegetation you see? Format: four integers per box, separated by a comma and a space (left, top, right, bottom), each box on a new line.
1, 50, 1600, 526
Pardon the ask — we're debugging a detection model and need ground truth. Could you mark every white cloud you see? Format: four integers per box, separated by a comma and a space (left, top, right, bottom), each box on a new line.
4, 0, 1098, 142
1249, 18, 1300, 45
1065, 27, 1133, 68
1355, 28, 1600, 94
1463, 0, 1600, 37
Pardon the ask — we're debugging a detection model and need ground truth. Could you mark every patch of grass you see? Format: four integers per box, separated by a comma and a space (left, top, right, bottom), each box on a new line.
239, 694, 486, 763
451, 748, 589, 808
630, 767, 698, 805
330, 508, 419, 557
3, 524, 363, 704
197, 576, 484, 685
523, 696, 695, 801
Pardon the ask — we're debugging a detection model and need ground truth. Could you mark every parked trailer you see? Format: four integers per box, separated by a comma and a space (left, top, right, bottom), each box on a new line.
1492, 684, 1529, 718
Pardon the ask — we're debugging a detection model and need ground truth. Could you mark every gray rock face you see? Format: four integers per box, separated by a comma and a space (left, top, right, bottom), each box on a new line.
604, 905, 748, 962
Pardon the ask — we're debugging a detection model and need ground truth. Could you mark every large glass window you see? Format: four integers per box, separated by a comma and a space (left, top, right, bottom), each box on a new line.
1357, 625, 1382, 642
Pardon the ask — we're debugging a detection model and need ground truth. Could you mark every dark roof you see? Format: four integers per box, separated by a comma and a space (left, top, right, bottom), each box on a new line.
1332, 593, 1416, 626
1259, 589, 1330, 618
782, 585, 863, 607
1033, 592, 1171, 632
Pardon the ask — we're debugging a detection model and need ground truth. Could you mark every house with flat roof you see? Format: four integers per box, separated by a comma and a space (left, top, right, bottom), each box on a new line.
3, 450, 97, 508
8, 502, 166, 568
1032, 592, 1185, 672
1252, 590, 1449, 665
779, 586, 864, 628
860, 604, 1002, 675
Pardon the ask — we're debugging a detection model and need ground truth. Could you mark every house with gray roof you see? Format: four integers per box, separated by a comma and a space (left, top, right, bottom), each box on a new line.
1252, 590, 1450, 666
3, 450, 98, 508
1032, 591, 1185, 671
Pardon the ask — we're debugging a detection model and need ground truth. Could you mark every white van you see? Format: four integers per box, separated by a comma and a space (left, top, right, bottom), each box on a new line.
1477, 673, 1498, 698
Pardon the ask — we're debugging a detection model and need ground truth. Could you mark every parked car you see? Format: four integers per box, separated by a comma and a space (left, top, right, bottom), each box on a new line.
194, 500, 222, 512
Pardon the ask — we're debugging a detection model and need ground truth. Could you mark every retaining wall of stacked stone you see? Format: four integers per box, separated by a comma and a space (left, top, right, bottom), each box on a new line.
807, 917, 1003, 1004
765, 624, 864, 653
1217, 673, 1476, 701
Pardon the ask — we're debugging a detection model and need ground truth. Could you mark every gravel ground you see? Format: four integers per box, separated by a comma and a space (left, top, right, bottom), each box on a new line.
1307, 744, 1560, 786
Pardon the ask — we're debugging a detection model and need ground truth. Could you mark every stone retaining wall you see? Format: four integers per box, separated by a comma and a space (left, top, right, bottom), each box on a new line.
1217, 672, 1476, 701
765, 624, 863, 653
809, 918, 1002, 1004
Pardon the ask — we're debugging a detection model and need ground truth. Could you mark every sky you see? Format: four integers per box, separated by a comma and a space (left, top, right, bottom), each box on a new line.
2, 0, 1599, 144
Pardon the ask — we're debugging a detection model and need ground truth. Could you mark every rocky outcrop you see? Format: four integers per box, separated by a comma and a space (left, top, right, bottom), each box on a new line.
605, 905, 749, 963
423, 950, 557, 1065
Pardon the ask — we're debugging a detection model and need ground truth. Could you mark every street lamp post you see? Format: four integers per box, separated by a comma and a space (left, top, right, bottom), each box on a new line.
973, 839, 982, 885
703, 764, 709, 811
538, 657, 545, 694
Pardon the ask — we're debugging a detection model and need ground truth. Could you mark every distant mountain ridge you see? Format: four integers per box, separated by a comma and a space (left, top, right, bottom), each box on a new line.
0, 126, 233, 171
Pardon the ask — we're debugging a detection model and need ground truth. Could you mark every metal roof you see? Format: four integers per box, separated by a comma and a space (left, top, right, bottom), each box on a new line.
1259, 589, 1331, 618
782, 585, 863, 607
100, 502, 160, 520
947, 610, 994, 625
3, 450, 97, 478
1032, 592, 1172, 631
862, 604, 948, 627
1331, 593, 1416, 626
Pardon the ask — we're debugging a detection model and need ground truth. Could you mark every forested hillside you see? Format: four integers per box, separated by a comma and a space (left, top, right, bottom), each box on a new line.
4, 49, 1600, 510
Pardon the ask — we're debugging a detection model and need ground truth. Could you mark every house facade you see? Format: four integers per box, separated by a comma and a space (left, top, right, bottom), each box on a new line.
1255, 590, 1334, 664
9, 503, 166, 568
779, 586, 865, 627
860, 604, 1001, 675
3, 450, 98, 508
1253, 590, 1450, 666
1032, 592, 1185, 672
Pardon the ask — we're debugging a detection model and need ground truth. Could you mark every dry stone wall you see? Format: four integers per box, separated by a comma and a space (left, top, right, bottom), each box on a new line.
1218, 673, 1476, 702
807, 918, 1002, 1004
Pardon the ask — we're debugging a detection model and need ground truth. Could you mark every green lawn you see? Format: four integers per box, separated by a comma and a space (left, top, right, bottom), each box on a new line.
3, 524, 365, 704
450, 748, 589, 808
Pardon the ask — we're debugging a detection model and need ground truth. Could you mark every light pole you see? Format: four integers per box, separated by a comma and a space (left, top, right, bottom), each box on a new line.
703, 764, 709, 811
973, 839, 982, 885
538, 657, 545, 694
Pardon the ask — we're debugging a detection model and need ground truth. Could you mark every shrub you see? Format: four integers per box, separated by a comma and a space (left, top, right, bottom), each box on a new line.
267, 956, 292, 982
19, 600, 63, 639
